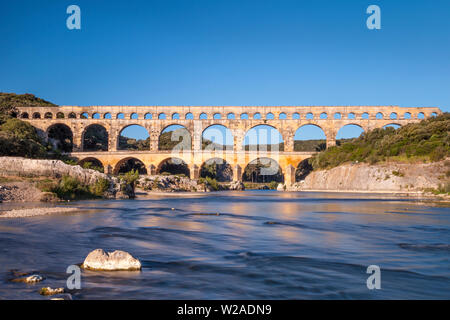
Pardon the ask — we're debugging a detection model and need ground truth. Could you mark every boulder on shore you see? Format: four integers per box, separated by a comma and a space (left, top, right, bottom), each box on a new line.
229, 181, 245, 190
82, 249, 142, 271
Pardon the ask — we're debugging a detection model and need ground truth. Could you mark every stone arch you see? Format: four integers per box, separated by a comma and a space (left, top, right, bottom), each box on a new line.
279, 112, 287, 119
403, 112, 411, 119
159, 124, 191, 151
33, 112, 41, 119
144, 113, 152, 120
334, 112, 342, 119
348, 112, 356, 120
78, 157, 104, 173
336, 124, 364, 144
417, 112, 425, 119
114, 157, 147, 175
157, 157, 190, 177
320, 112, 328, 119
382, 123, 402, 130
227, 113, 235, 120
202, 124, 234, 151
185, 112, 194, 120
92, 113, 101, 119
104, 113, 112, 119
56, 112, 65, 119
266, 112, 274, 120
47, 123, 73, 152
116, 113, 125, 119
44, 112, 53, 119
199, 113, 208, 120
390, 112, 398, 120
130, 113, 139, 120
253, 112, 261, 120
20, 112, 29, 119
200, 157, 233, 182
242, 157, 284, 183
361, 112, 369, 119
68, 112, 76, 119
213, 113, 222, 120
306, 112, 313, 120
118, 124, 150, 150
240, 113, 249, 120
172, 112, 180, 120
82, 124, 109, 151
243, 124, 284, 151
294, 124, 326, 152
81, 112, 89, 119
292, 112, 300, 120
376, 112, 383, 119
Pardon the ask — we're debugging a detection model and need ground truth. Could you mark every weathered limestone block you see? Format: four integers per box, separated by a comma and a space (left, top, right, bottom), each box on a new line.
82, 249, 142, 271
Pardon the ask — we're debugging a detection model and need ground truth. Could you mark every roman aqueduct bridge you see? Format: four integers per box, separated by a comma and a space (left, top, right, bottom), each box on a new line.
16, 105, 442, 185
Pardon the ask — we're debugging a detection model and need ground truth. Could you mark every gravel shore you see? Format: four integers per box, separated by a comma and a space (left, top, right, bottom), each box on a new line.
0, 207, 81, 218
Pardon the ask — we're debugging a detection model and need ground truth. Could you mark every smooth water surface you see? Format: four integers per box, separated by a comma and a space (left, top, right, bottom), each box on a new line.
0, 191, 449, 299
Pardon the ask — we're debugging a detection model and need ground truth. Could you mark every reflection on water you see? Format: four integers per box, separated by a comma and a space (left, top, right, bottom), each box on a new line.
0, 191, 449, 299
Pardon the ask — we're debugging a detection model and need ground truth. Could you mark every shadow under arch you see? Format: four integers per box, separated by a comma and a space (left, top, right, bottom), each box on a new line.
200, 157, 233, 182
82, 124, 109, 151
47, 123, 73, 152
202, 124, 234, 151
78, 157, 104, 173
118, 124, 150, 150
156, 157, 190, 177
243, 124, 284, 152
295, 158, 313, 182
242, 157, 284, 183
114, 157, 147, 175
294, 123, 326, 152
159, 124, 192, 151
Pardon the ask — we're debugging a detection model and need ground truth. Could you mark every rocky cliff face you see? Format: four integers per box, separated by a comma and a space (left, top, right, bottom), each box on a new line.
289, 159, 449, 192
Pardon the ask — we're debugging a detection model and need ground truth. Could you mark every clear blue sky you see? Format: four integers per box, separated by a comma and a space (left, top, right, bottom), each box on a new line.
1, 0, 449, 141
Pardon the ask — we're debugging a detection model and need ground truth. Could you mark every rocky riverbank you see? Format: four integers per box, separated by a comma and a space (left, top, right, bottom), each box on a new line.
136, 175, 245, 193
287, 159, 450, 198
0, 157, 135, 202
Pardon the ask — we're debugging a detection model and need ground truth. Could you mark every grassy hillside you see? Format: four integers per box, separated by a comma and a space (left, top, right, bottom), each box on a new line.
310, 113, 450, 169
0, 93, 56, 115
0, 93, 58, 158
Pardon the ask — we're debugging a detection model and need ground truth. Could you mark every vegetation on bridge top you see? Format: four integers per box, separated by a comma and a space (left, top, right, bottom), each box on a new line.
310, 112, 450, 169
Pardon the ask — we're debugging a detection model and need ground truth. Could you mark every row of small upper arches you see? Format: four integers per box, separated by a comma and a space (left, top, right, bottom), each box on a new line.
21, 111, 437, 121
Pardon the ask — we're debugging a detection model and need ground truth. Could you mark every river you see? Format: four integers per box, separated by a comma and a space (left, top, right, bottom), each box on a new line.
0, 191, 449, 299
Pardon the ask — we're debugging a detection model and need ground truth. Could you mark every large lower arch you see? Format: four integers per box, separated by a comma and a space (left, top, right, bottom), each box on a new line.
114, 157, 147, 175
294, 124, 326, 151
47, 123, 73, 152
157, 157, 190, 177
118, 125, 150, 150
200, 158, 233, 182
202, 124, 233, 151
159, 125, 191, 151
83, 124, 109, 151
336, 124, 364, 145
78, 157, 104, 173
243, 125, 284, 151
242, 157, 284, 183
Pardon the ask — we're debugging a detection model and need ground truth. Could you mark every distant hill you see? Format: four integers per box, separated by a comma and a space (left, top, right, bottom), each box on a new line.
310, 113, 450, 169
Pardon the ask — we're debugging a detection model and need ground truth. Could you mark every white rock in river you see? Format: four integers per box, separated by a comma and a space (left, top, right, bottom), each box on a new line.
82, 249, 142, 271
